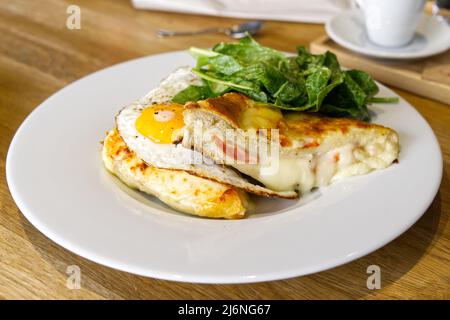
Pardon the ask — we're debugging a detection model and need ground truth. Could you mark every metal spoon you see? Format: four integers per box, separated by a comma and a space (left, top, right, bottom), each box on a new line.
156, 21, 263, 39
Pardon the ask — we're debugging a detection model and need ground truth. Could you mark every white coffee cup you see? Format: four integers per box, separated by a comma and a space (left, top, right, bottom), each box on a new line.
356, 0, 426, 47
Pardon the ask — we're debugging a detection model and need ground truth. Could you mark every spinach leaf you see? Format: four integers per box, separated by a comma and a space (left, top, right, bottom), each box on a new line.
203, 55, 243, 75
323, 51, 341, 74
172, 85, 212, 104
305, 67, 332, 111
214, 37, 287, 67
191, 69, 254, 91
346, 70, 378, 99
207, 80, 230, 96
296, 46, 326, 71
177, 36, 397, 121
321, 103, 370, 121
235, 87, 268, 103
342, 72, 367, 108
274, 80, 305, 105
259, 63, 286, 95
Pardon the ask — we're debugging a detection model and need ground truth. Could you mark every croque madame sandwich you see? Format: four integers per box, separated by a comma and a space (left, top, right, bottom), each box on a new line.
182, 92, 399, 194
103, 67, 295, 220
102, 38, 400, 219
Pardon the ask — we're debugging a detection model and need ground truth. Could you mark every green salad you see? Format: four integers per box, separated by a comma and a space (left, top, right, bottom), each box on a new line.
172, 36, 397, 121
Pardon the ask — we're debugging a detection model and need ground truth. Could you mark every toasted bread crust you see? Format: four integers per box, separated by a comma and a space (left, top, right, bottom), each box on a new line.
186, 92, 397, 152
186, 93, 249, 129
102, 129, 248, 219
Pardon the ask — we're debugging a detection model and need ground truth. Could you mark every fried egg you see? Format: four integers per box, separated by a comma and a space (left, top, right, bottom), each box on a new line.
135, 103, 185, 144
116, 67, 297, 199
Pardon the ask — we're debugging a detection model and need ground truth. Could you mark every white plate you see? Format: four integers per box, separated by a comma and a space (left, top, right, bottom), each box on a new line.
326, 11, 450, 59
6, 51, 442, 283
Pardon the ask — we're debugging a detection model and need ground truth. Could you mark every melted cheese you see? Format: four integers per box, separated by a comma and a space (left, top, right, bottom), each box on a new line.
230, 136, 398, 194
238, 105, 282, 129
233, 157, 314, 193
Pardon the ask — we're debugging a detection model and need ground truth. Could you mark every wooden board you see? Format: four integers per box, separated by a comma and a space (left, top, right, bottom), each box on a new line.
310, 35, 450, 105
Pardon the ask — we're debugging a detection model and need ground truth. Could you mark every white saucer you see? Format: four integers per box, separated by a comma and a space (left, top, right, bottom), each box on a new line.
326, 11, 450, 59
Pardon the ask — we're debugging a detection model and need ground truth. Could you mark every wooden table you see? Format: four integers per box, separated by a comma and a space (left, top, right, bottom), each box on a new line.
1, 0, 449, 300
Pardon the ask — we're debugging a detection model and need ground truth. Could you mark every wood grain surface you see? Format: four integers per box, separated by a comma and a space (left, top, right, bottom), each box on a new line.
1, 0, 449, 300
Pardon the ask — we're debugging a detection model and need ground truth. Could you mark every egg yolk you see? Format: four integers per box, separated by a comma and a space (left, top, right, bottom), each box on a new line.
135, 104, 185, 144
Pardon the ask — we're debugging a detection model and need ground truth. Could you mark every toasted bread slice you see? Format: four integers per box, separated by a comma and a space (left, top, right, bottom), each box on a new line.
102, 129, 249, 219
183, 93, 400, 193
